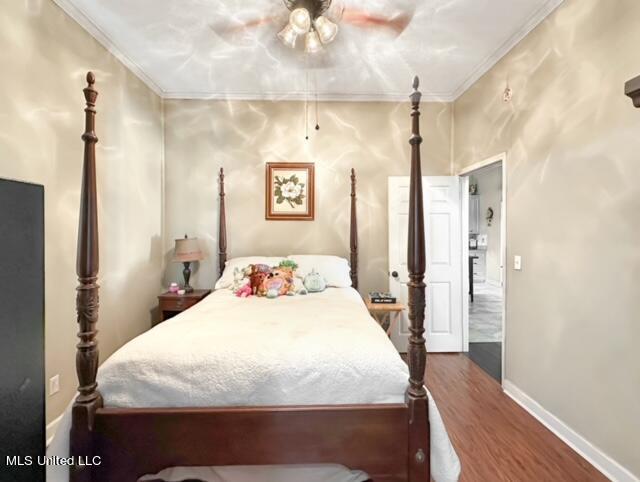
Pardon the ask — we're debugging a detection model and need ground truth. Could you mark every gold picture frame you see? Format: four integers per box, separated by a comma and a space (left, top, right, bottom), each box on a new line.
265, 162, 315, 221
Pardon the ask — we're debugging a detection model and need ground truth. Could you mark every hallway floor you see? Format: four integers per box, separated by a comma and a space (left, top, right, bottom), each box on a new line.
469, 282, 502, 343
466, 342, 501, 381
426, 354, 607, 482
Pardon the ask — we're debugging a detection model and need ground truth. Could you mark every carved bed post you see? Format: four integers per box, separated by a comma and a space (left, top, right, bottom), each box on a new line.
70, 72, 103, 482
350, 168, 358, 290
406, 76, 430, 482
218, 168, 227, 277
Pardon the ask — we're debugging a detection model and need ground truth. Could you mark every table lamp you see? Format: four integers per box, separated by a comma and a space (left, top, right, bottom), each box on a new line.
173, 235, 204, 293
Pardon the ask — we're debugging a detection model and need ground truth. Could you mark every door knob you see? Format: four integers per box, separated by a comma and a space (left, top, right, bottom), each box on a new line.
391, 271, 399, 278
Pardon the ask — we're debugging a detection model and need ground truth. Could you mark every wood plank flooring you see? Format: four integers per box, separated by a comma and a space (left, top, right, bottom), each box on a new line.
425, 354, 608, 482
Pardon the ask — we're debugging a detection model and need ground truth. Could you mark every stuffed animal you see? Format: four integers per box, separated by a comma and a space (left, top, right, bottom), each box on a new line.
234, 282, 252, 298
278, 259, 298, 272
231, 266, 251, 292
303, 269, 327, 293
260, 266, 295, 298
249, 264, 271, 296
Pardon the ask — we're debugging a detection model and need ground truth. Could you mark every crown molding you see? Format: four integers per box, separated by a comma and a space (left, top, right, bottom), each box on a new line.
450, 0, 564, 100
161, 90, 455, 103
51, 0, 163, 96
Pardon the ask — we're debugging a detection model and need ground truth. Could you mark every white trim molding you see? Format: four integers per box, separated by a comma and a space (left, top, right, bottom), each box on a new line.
50, 0, 163, 96
503, 380, 639, 482
457, 152, 507, 176
46, 413, 64, 447
458, 152, 507, 383
160, 90, 454, 103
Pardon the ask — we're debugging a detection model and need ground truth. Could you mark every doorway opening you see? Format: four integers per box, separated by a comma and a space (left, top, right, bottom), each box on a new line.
460, 155, 506, 382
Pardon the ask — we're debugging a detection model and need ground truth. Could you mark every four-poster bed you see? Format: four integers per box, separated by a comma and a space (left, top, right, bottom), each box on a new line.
68, 72, 434, 482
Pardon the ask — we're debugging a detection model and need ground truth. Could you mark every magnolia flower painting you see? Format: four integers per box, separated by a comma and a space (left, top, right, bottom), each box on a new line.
276, 176, 304, 206
266, 163, 315, 221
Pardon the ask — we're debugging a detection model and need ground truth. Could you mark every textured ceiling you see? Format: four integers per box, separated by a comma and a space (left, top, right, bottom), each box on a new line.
54, 0, 563, 101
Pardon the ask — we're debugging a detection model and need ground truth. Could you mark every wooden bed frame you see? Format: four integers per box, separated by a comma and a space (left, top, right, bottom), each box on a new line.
70, 73, 430, 482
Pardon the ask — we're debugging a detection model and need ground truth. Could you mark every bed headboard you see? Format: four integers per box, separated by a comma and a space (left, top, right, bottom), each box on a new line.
216, 168, 358, 289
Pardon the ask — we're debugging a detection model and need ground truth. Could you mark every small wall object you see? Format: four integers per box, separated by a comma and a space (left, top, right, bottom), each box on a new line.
469, 183, 478, 195
265, 162, 315, 221
503, 86, 513, 103
486, 207, 494, 226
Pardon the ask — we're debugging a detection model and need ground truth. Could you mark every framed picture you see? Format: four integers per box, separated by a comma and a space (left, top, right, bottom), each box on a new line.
265, 162, 315, 221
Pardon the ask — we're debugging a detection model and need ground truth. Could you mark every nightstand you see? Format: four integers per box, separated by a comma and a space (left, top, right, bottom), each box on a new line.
365, 299, 405, 336
158, 289, 211, 322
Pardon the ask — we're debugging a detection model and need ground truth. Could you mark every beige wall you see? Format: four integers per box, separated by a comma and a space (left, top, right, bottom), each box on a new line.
0, 1, 164, 423
163, 100, 452, 296
453, 0, 640, 475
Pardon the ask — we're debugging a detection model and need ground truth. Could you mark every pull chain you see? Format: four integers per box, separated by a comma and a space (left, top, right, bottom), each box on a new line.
315, 70, 320, 131
305, 57, 309, 140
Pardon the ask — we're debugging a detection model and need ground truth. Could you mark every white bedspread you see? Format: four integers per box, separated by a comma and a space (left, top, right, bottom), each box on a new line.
48, 288, 460, 481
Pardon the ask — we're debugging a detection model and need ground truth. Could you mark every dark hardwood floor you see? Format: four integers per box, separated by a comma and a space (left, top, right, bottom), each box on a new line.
466, 342, 501, 382
425, 354, 608, 482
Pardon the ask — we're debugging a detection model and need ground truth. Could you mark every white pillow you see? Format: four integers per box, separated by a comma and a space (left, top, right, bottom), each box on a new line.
287, 255, 352, 288
215, 257, 286, 290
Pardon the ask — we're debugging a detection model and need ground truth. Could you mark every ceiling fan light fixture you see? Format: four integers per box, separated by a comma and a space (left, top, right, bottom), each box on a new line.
304, 29, 323, 53
277, 23, 298, 48
289, 7, 311, 35
314, 15, 338, 44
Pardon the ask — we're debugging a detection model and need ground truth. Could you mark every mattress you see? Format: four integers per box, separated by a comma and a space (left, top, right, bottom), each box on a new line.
48, 288, 460, 481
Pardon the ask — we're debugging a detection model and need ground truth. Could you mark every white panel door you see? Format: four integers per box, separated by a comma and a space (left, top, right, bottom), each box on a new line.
388, 176, 463, 353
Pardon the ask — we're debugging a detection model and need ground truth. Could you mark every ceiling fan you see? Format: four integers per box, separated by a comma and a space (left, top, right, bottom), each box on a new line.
210, 0, 416, 54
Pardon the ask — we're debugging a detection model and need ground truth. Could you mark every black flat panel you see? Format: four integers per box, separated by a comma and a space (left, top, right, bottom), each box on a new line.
0, 179, 45, 482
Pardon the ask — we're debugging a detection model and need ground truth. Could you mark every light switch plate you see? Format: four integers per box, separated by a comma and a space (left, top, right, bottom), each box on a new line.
49, 374, 60, 396
514, 255, 522, 271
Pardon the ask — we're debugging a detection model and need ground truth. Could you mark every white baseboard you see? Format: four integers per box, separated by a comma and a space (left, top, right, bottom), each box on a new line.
503, 380, 638, 482
46, 413, 64, 447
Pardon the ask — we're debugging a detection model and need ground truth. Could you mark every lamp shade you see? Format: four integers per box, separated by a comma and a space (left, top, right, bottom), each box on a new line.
173, 237, 204, 263
289, 8, 311, 35
314, 16, 338, 44
277, 23, 298, 48
305, 30, 322, 53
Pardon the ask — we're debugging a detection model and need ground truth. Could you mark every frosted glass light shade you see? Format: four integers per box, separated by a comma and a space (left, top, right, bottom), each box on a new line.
289, 8, 311, 35
314, 15, 338, 44
277, 23, 298, 48
305, 30, 323, 53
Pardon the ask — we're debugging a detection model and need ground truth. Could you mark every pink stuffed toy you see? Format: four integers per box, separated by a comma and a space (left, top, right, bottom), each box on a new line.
235, 282, 252, 298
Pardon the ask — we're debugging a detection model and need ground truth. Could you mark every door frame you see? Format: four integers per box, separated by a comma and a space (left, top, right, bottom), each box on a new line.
457, 152, 507, 385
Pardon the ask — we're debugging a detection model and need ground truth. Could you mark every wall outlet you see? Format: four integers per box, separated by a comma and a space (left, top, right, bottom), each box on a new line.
514, 255, 522, 271
49, 374, 60, 396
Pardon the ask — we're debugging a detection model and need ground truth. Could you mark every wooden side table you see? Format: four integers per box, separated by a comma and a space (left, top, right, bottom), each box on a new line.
158, 289, 211, 323
365, 299, 405, 336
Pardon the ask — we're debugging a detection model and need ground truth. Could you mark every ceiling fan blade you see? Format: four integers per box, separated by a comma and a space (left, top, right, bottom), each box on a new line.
342, 8, 414, 35
209, 15, 279, 37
